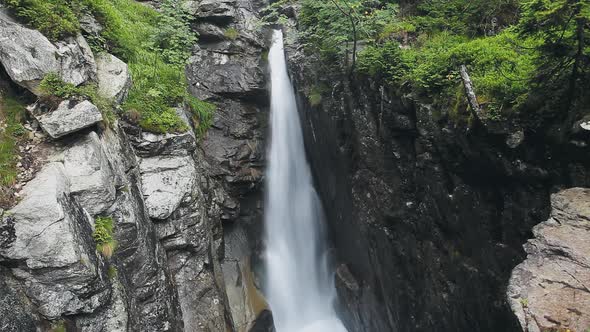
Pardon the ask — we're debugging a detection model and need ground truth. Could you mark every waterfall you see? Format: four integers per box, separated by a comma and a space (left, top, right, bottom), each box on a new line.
263, 30, 348, 332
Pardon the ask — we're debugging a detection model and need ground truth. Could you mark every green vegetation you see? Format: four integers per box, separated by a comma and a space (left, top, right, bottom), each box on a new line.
50, 320, 66, 332
308, 85, 325, 106
224, 27, 240, 40
107, 265, 118, 279
2, 0, 80, 41
2, 0, 214, 136
295, 0, 589, 125
39, 73, 115, 126
93, 216, 116, 258
0, 92, 26, 187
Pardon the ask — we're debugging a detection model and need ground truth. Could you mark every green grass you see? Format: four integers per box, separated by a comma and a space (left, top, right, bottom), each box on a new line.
39, 72, 115, 126
1, 0, 81, 41
3, 0, 214, 136
93, 216, 116, 258
0, 92, 26, 187
224, 27, 239, 40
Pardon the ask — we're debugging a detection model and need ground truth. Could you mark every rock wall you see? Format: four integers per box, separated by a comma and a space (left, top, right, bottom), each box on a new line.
282, 11, 590, 332
508, 188, 590, 332
185, 0, 272, 330
0, 0, 272, 331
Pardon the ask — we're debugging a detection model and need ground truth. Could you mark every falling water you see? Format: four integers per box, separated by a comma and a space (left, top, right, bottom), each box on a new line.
264, 30, 348, 332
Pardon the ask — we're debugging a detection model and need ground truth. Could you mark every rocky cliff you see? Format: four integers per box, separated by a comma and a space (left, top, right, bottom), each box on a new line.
0, 0, 271, 331
280, 7, 590, 332
1, 1, 589, 332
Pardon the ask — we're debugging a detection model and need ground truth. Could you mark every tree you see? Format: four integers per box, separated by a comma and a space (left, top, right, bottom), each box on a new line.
519, 0, 590, 99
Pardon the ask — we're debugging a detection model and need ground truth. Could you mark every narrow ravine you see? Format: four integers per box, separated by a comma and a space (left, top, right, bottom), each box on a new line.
264, 30, 348, 332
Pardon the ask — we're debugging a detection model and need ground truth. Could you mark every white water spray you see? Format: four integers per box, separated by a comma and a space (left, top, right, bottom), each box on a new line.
264, 30, 349, 332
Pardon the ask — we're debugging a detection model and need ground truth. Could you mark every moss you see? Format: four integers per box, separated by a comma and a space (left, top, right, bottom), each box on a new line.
93, 216, 116, 258
224, 27, 239, 40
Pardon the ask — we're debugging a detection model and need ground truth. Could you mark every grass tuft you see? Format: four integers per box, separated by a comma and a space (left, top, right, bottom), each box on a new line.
93, 216, 116, 259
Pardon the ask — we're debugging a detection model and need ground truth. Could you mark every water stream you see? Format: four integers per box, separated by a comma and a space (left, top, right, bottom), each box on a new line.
263, 29, 349, 332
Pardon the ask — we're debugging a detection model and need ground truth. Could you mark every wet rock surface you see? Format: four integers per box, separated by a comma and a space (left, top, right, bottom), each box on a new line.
508, 188, 590, 332
185, 0, 271, 330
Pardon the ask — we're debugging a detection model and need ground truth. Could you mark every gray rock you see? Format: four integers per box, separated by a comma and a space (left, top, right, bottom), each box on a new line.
187, 0, 237, 22
0, 163, 109, 319
506, 130, 525, 148
55, 34, 97, 87
133, 109, 196, 157
0, 269, 40, 332
221, 225, 268, 332
507, 188, 590, 332
139, 155, 196, 220
187, 45, 266, 100
79, 13, 103, 35
36, 100, 103, 138
63, 132, 116, 215
0, 10, 60, 94
96, 53, 132, 104
0, 11, 96, 94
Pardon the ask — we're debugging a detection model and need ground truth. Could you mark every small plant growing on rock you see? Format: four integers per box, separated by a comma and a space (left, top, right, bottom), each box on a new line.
107, 265, 118, 279
224, 28, 239, 40
93, 216, 116, 258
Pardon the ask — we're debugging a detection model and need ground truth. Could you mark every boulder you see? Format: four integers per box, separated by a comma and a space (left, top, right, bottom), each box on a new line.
63, 132, 116, 215
507, 188, 590, 332
0, 10, 60, 94
55, 34, 97, 86
0, 11, 96, 94
36, 100, 103, 138
96, 53, 132, 104
0, 163, 109, 319
139, 155, 196, 220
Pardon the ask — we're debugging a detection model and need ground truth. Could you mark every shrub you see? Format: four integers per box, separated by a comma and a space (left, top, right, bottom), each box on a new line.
93, 216, 116, 258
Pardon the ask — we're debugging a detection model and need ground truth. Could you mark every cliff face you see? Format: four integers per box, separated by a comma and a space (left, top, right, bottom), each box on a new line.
0, 0, 270, 331
1, 1, 589, 332
282, 14, 590, 332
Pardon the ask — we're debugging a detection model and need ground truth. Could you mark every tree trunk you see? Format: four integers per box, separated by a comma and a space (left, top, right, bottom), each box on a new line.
459, 65, 482, 121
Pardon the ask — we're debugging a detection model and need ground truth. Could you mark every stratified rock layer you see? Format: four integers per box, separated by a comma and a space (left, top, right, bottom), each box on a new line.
508, 188, 590, 332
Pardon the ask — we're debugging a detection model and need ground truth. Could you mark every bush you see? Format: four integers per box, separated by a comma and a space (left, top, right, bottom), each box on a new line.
93, 216, 116, 258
